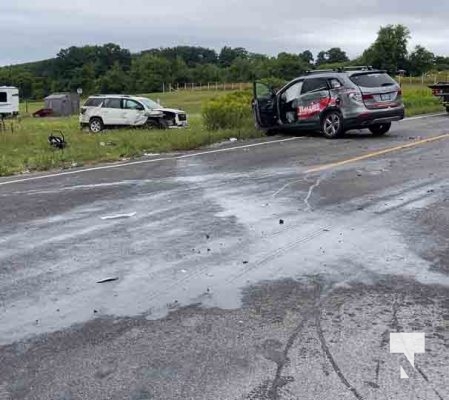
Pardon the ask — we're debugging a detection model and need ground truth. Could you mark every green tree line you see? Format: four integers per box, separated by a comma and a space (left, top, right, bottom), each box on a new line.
0, 24, 445, 99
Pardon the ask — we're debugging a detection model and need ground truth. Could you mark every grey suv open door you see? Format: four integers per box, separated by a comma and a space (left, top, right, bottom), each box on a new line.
252, 82, 277, 129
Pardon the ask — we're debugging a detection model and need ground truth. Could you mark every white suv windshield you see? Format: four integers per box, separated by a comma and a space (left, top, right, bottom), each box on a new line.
139, 98, 160, 109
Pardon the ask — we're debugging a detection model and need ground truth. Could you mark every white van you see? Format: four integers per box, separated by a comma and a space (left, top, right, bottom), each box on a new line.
0, 86, 19, 117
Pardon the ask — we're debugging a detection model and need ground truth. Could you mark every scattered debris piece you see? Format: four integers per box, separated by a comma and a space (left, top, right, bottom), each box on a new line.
229, 138, 238, 142
207, 248, 211, 252
323, 229, 330, 232
48, 131, 67, 149
206, 234, 210, 240
94, 310, 98, 314
97, 277, 119, 284
101, 212, 137, 220
243, 261, 249, 264
100, 142, 106, 147
427, 189, 435, 194
279, 219, 285, 225
180, 269, 187, 274
168, 300, 180, 310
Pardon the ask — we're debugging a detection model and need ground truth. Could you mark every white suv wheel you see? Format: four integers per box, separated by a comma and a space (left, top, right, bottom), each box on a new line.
89, 118, 103, 133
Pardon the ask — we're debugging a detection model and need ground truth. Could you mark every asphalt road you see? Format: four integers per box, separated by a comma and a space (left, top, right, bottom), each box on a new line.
1, 115, 449, 399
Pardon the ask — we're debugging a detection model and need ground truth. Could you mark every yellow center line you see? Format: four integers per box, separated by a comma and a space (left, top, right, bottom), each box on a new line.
305, 134, 449, 174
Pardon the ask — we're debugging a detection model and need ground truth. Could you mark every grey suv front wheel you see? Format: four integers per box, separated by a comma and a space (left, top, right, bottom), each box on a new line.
321, 111, 344, 139
89, 118, 103, 133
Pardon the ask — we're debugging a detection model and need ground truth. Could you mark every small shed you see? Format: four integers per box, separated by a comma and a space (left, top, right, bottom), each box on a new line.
44, 93, 80, 116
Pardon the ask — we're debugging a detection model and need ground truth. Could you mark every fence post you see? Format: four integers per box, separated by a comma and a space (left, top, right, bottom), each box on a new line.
208, 82, 210, 91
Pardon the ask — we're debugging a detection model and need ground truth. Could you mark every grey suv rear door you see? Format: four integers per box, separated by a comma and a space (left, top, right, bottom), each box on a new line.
296, 78, 331, 124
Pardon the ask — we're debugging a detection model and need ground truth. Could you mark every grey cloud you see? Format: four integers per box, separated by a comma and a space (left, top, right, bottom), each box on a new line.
1, 0, 449, 65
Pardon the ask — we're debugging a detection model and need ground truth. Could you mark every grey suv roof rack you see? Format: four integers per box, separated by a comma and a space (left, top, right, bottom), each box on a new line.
340, 66, 373, 71
305, 69, 335, 75
91, 94, 132, 97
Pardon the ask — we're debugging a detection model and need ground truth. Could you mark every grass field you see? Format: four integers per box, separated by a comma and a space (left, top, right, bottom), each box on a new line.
401, 84, 442, 116
1, 90, 260, 177
0, 84, 445, 177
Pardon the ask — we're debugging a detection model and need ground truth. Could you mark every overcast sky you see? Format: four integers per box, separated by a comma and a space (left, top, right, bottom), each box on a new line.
1, 0, 449, 66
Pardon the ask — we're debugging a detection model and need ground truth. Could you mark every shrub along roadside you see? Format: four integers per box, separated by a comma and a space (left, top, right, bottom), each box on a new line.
202, 90, 253, 131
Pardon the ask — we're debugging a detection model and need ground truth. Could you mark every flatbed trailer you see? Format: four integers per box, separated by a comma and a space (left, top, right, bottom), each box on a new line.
429, 82, 449, 112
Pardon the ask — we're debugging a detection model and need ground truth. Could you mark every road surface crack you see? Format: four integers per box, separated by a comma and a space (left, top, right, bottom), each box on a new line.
304, 173, 329, 212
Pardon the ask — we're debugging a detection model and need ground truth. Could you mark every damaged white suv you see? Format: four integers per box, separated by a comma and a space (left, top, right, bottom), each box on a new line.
80, 95, 188, 133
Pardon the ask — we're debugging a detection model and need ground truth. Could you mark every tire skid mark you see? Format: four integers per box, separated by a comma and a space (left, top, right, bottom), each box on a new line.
228, 227, 331, 284
315, 308, 365, 400
245, 283, 320, 400
416, 366, 445, 400
266, 314, 310, 400
343, 178, 442, 214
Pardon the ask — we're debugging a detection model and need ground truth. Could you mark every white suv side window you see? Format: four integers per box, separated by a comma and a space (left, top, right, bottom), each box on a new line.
124, 99, 143, 110
103, 98, 122, 109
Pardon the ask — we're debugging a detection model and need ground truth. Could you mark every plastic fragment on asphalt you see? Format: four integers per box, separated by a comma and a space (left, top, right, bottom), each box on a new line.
101, 212, 137, 220
229, 138, 238, 142
279, 219, 285, 225
97, 277, 119, 284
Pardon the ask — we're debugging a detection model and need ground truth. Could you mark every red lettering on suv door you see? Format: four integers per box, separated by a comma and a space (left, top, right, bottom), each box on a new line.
298, 98, 336, 119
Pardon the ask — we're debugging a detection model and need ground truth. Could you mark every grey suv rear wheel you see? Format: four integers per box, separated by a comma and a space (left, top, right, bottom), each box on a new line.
321, 111, 344, 139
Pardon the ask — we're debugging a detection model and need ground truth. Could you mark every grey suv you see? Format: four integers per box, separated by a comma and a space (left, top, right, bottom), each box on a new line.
252, 67, 405, 139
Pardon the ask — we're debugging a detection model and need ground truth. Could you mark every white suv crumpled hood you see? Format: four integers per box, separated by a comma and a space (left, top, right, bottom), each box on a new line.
154, 107, 185, 114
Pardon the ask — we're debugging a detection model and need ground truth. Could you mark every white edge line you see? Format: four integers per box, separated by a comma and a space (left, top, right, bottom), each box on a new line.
0, 137, 303, 187
403, 112, 446, 121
